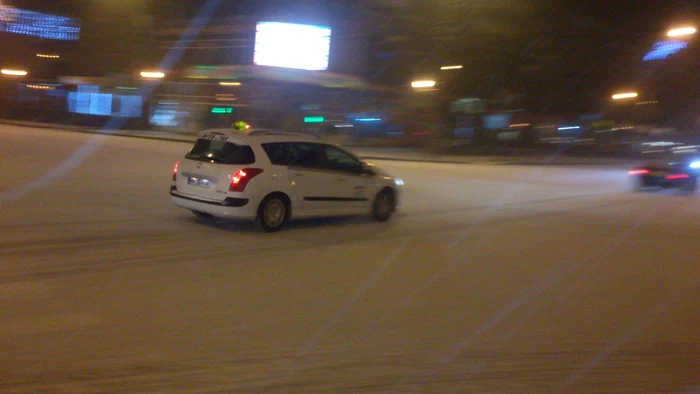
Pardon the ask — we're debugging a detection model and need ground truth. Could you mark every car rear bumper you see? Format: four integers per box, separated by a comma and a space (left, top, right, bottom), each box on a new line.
170, 186, 256, 219
641, 175, 695, 188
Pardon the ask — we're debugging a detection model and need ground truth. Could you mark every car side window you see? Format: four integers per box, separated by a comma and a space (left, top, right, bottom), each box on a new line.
323, 145, 364, 174
288, 142, 322, 169
261, 142, 292, 166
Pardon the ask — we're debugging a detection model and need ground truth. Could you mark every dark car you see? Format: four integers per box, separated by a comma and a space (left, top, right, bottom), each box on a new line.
629, 158, 700, 192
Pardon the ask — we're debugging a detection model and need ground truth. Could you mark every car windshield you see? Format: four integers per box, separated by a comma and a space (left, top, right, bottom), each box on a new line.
185, 139, 255, 164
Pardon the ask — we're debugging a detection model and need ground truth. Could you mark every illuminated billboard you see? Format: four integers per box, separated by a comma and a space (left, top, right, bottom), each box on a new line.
254, 22, 331, 71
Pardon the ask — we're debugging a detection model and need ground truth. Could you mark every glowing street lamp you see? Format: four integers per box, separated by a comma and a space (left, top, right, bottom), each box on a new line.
612, 92, 638, 100
440, 65, 463, 70
411, 80, 436, 89
667, 27, 697, 37
1, 69, 28, 76
140, 71, 165, 79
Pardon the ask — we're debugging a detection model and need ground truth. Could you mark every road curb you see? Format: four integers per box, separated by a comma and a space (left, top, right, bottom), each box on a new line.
358, 156, 493, 165
499, 160, 633, 166
0, 120, 196, 143
357, 155, 630, 166
2, 120, 632, 166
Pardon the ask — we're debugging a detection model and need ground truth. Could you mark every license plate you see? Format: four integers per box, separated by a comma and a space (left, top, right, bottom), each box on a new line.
187, 177, 212, 188
649, 172, 665, 176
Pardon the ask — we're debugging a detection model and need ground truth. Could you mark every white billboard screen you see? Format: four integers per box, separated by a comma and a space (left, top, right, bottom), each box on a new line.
254, 22, 331, 71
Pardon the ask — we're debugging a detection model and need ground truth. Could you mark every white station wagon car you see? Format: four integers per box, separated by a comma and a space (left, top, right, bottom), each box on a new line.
170, 129, 403, 232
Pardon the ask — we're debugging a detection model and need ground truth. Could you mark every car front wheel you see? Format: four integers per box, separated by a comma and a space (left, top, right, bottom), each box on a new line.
372, 188, 396, 222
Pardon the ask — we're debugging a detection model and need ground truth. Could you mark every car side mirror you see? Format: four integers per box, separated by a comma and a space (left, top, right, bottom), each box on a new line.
361, 163, 376, 176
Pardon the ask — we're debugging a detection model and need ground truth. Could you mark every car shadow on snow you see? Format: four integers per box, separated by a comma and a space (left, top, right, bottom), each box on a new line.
182, 214, 377, 233
633, 187, 698, 197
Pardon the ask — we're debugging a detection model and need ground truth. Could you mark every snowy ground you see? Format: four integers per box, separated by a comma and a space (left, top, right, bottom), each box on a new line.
1, 125, 698, 393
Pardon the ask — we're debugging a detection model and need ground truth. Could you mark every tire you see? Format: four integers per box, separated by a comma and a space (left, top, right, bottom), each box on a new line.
372, 188, 396, 222
255, 194, 289, 232
681, 176, 698, 193
630, 176, 644, 192
191, 210, 215, 220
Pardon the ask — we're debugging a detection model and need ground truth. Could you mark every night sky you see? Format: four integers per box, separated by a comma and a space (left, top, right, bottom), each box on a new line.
8, 0, 694, 44
10, 0, 694, 24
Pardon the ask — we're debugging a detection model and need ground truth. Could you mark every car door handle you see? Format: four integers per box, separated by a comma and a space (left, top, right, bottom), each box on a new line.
336, 177, 348, 181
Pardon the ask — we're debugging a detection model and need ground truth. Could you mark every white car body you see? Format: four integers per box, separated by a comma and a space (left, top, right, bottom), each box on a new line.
170, 129, 402, 228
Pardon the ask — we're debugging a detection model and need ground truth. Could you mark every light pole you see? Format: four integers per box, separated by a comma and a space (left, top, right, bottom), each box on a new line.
609, 92, 641, 127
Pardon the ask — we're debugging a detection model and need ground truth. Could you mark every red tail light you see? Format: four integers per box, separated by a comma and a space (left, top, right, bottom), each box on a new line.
628, 169, 649, 175
666, 174, 689, 180
229, 168, 263, 192
173, 161, 179, 181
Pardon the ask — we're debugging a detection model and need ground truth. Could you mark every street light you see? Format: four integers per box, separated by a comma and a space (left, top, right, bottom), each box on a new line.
612, 92, 638, 100
411, 80, 436, 88
1, 69, 27, 76
440, 65, 463, 70
667, 27, 697, 37
140, 71, 165, 79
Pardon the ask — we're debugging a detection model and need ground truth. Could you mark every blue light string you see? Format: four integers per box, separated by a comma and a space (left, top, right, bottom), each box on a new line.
0, 6, 80, 40
643, 41, 688, 61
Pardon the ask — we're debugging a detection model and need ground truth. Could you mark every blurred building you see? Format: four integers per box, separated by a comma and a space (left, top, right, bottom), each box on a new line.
0, 4, 79, 79
1, 2, 400, 137
68, 1, 370, 77
0, 4, 80, 120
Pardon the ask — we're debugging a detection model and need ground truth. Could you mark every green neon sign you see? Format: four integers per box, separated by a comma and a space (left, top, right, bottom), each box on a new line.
211, 107, 233, 114
304, 116, 324, 123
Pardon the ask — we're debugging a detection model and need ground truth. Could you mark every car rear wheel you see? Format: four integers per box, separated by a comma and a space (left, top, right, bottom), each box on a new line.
255, 195, 289, 232
372, 188, 396, 222
630, 176, 645, 192
191, 210, 215, 220
681, 176, 698, 193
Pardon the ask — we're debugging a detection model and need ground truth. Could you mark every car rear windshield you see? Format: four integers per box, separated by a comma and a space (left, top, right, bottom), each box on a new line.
186, 139, 255, 165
